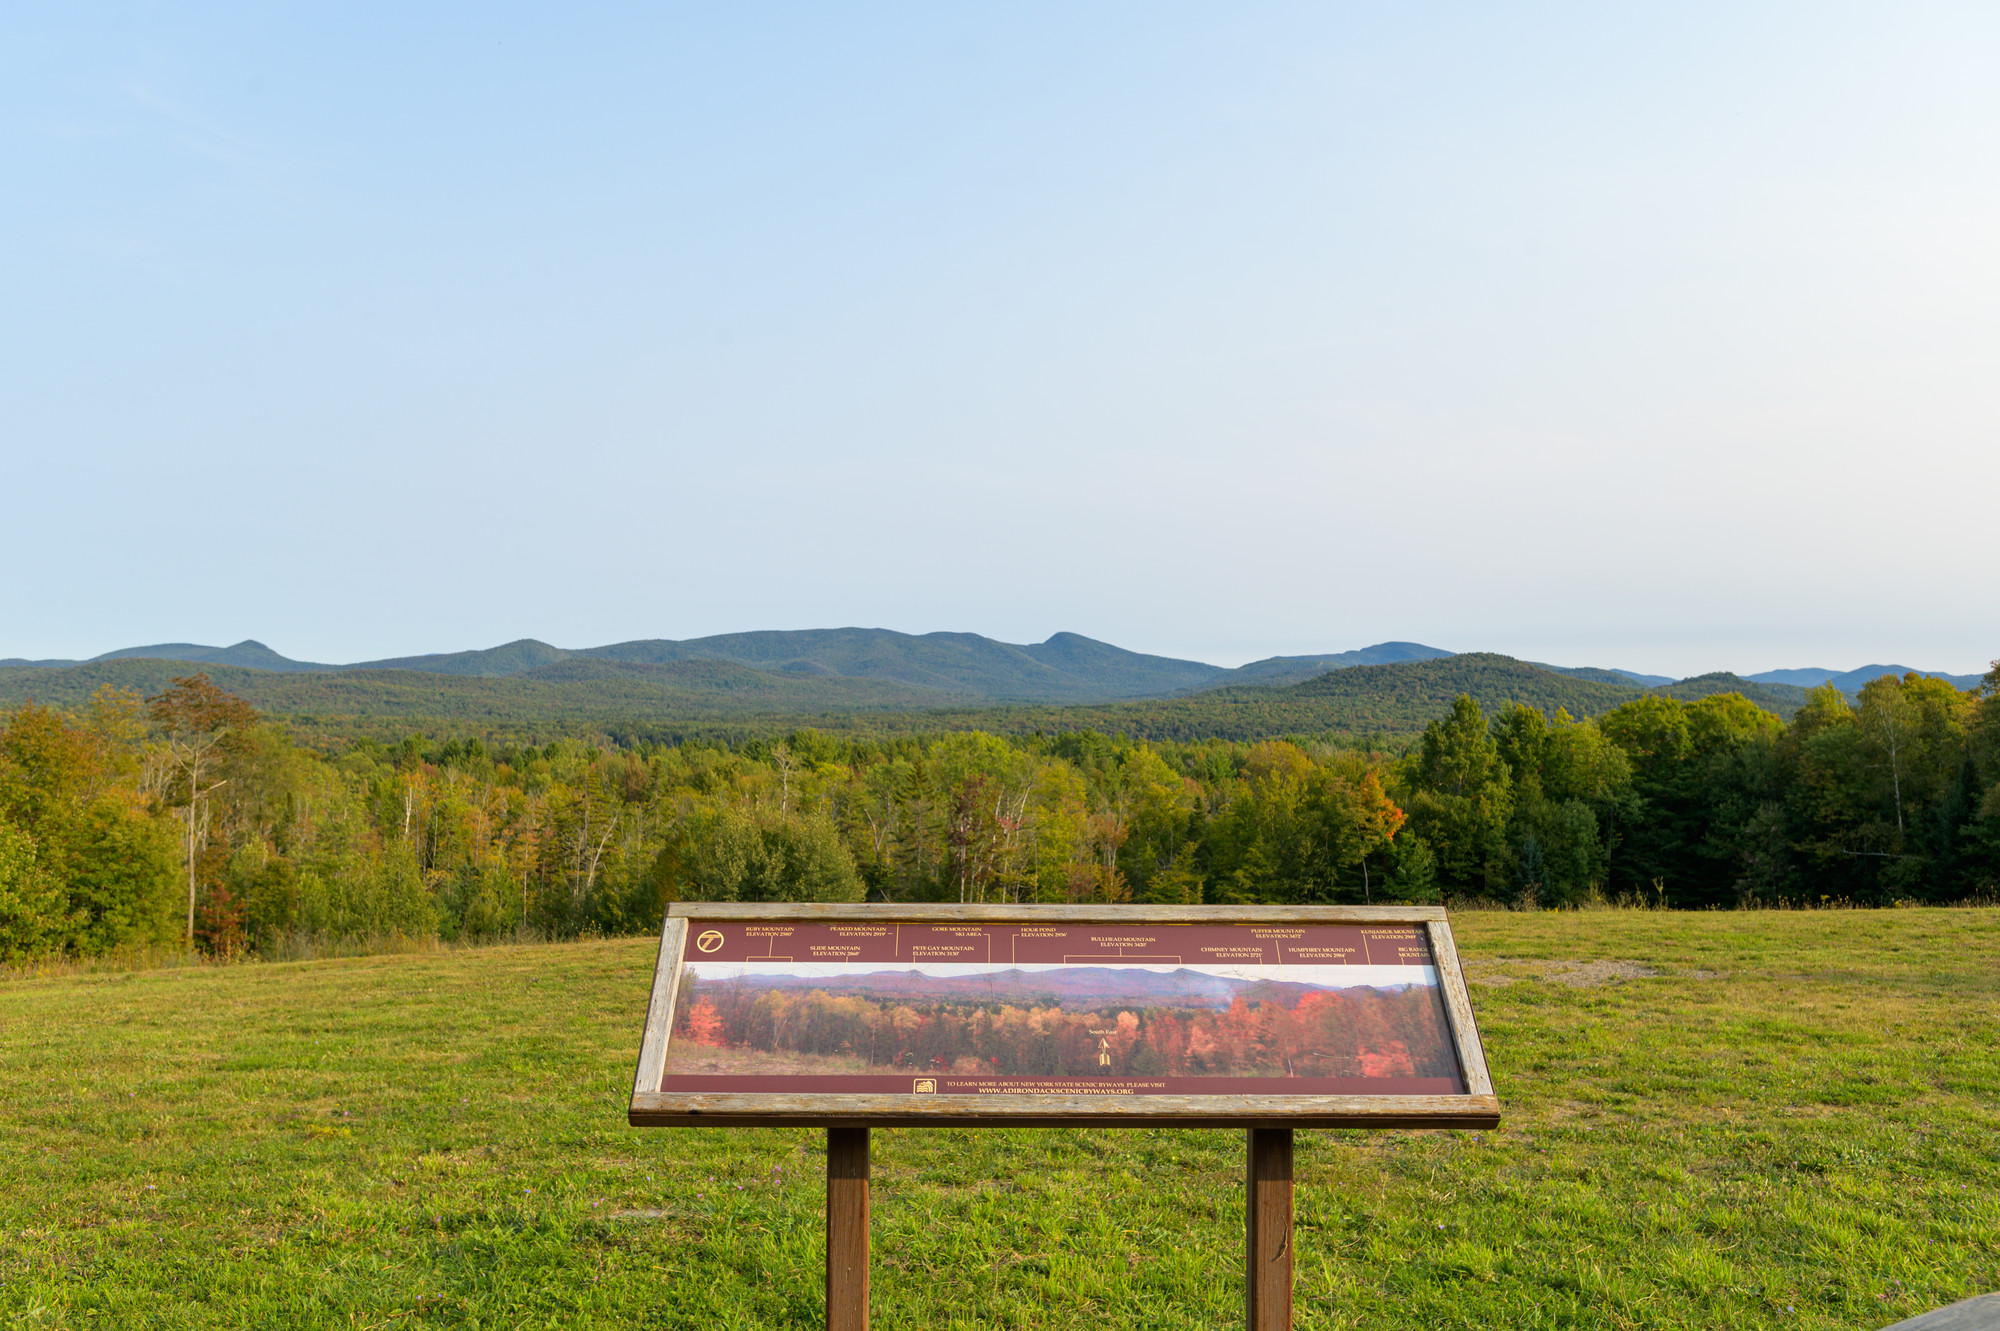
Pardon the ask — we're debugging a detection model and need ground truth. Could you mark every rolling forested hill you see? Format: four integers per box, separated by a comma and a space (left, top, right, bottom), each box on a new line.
1746, 663, 1983, 691
1195, 641, 1454, 688
3, 630, 1955, 749
357, 629, 1234, 698
3, 629, 1231, 702
0, 641, 337, 671
0, 656, 962, 743
918, 653, 1666, 743
1532, 663, 1675, 687
0, 649, 1814, 748
1649, 672, 1814, 712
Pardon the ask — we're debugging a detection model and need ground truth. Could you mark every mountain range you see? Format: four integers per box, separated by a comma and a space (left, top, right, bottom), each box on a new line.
1742, 664, 1979, 692
690, 965, 1373, 1010
3, 629, 1979, 698
4, 631, 1220, 700
0, 629, 1984, 745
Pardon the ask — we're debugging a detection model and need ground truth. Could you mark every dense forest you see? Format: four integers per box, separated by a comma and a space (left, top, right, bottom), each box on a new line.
2, 665, 1996, 962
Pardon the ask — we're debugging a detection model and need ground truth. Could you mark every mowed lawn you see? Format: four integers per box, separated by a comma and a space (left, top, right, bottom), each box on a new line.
3, 912, 1997, 1330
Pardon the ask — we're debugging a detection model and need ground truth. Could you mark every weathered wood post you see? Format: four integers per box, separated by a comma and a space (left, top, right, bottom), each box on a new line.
1246, 1127, 1294, 1330
827, 1126, 871, 1331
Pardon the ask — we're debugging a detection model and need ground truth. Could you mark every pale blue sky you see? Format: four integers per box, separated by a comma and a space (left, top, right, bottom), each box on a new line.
5, 4, 1997, 676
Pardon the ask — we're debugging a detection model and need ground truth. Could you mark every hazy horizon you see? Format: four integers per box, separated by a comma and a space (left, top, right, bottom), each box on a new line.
4, 625, 1991, 681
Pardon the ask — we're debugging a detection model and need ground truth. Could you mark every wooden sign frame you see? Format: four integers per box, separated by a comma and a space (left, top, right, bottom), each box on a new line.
628, 903, 1497, 1130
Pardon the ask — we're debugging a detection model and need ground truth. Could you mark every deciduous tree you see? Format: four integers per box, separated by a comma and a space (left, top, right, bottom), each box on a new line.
147, 674, 257, 949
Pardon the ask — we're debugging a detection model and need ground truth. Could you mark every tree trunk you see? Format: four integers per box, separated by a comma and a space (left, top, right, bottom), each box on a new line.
186, 801, 198, 949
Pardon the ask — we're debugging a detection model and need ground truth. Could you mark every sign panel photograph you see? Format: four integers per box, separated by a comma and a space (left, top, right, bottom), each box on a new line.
629, 904, 1498, 1128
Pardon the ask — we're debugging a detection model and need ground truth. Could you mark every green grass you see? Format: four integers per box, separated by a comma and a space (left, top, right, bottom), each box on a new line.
4, 910, 1997, 1329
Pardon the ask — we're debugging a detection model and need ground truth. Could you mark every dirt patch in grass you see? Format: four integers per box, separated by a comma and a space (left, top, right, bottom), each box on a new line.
1464, 958, 1720, 986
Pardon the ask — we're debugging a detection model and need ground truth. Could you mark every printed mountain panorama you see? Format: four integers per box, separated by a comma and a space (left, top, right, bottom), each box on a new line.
669, 966, 1461, 1083
688, 964, 1429, 1010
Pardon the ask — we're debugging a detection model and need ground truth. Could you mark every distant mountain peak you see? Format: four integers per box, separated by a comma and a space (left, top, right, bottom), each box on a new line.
1206, 642, 1455, 689
85, 640, 331, 672
1747, 664, 1982, 692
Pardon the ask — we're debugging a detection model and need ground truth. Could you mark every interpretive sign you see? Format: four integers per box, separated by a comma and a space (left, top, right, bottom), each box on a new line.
628, 904, 1499, 1329
629, 904, 1496, 1128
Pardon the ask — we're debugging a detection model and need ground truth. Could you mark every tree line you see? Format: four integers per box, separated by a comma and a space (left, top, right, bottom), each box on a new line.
2, 666, 1996, 961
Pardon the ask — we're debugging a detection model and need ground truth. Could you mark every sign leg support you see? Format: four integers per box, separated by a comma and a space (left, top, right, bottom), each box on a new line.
1245, 1127, 1293, 1331
827, 1126, 870, 1331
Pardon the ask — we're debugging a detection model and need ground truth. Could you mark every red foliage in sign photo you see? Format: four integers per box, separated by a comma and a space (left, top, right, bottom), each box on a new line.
666, 964, 1455, 1082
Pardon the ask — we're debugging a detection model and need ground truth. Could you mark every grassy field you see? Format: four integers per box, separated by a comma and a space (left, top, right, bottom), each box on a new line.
3, 911, 1996, 1330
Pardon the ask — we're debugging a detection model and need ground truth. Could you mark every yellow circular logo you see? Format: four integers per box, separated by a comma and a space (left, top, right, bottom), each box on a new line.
695, 930, 724, 953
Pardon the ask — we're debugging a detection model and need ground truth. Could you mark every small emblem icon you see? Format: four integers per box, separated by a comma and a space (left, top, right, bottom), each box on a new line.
912, 1078, 937, 1094
695, 930, 724, 953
